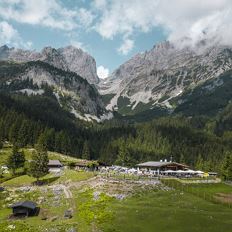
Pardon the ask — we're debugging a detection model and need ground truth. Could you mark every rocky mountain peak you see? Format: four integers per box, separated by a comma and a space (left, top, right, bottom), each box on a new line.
59, 46, 99, 84
152, 40, 173, 51
0, 45, 99, 84
99, 41, 232, 114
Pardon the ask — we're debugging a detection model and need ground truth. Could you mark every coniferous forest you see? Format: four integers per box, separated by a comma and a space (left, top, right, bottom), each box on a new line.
1, 90, 232, 176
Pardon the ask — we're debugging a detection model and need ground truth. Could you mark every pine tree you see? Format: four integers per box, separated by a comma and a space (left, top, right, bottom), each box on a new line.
59, 131, 71, 155
29, 144, 49, 183
221, 153, 232, 180
7, 145, 25, 175
115, 143, 134, 167
82, 141, 90, 160
17, 120, 30, 147
9, 123, 19, 145
195, 154, 204, 170
179, 153, 185, 164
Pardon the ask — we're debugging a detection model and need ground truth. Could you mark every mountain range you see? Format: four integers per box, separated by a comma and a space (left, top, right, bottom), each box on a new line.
0, 45, 113, 122
99, 41, 232, 118
0, 41, 232, 122
0, 45, 99, 84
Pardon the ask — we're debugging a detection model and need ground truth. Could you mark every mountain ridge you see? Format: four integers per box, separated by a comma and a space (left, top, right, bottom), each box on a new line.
99, 41, 232, 116
0, 45, 99, 84
0, 60, 112, 121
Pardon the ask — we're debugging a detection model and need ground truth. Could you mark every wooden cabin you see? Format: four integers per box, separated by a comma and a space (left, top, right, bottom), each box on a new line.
10, 201, 38, 217
48, 160, 63, 172
136, 161, 188, 172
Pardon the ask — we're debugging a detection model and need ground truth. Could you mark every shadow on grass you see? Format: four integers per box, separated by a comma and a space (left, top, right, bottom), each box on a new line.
33, 176, 60, 186
9, 207, 40, 220
0, 172, 25, 184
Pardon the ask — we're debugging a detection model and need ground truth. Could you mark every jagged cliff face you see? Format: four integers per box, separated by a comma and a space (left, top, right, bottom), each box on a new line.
0, 45, 99, 84
99, 41, 232, 114
0, 61, 112, 122
1, 41, 232, 121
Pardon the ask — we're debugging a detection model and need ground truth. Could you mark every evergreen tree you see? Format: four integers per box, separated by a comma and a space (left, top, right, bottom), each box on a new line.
28, 144, 49, 183
37, 131, 49, 151
82, 141, 90, 160
17, 120, 30, 147
179, 153, 186, 164
195, 154, 204, 170
115, 143, 134, 167
7, 145, 25, 175
221, 153, 232, 180
59, 131, 71, 155
9, 123, 19, 145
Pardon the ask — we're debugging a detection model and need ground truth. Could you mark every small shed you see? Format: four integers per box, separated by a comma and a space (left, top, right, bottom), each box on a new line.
48, 160, 63, 172
10, 201, 38, 217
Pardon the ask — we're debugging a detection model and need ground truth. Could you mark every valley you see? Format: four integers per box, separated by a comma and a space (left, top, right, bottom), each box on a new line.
1, 27, 232, 232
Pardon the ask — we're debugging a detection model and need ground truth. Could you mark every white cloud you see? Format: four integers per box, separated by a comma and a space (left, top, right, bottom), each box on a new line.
1, 0, 232, 51
78, 8, 95, 28
93, 0, 159, 39
92, 0, 232, 48
117, 38, 134, 55
0, 21, 18, 43
0, 0, 81, 31
152, 0, 232, 47
0, 21, 31, 48
97, 65, 109, 79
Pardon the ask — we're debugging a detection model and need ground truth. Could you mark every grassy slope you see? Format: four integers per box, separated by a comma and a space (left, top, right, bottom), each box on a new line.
1, 146, 232, 231
1, 174, 232, 231
103, 189, 232, 232
0, 146, 81, 166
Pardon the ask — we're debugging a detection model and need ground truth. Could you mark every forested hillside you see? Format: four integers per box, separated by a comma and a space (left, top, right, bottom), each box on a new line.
1, 89, 232, 175
0, 92, 88, 155
95, 115, 232, 173
0, 61, 106, 119
0, 61, 232, 176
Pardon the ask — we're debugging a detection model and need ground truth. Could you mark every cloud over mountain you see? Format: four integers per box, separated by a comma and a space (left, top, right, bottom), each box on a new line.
93, 0, 232, 50
1, 0, 232, 57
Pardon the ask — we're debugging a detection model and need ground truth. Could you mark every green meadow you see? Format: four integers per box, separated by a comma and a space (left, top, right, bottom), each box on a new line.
1, 147, 232, 232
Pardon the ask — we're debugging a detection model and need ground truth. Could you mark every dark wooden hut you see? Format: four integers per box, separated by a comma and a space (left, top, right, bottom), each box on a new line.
10, 201, 38, 217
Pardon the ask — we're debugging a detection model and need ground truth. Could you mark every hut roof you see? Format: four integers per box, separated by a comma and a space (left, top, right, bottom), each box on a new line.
136, 161, 188, 168
11, 201, 37, 209
48, 160, 63, 166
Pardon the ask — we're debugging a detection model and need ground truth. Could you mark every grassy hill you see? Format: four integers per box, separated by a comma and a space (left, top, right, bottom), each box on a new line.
1, 146, 232, 231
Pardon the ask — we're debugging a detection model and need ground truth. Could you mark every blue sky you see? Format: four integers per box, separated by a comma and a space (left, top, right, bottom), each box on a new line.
16, 22, 165, 71
0, 0, 231, 78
